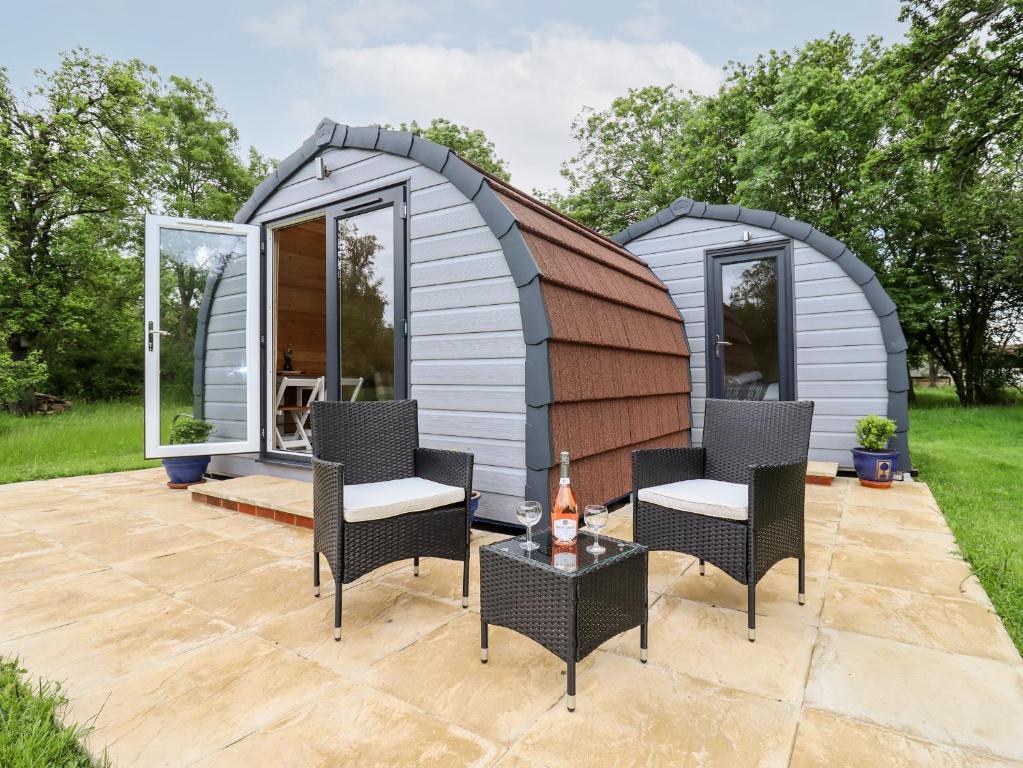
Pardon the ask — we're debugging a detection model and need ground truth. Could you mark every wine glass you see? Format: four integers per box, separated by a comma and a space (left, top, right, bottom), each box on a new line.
584, 505, 609, 554
516, 501, 542, 551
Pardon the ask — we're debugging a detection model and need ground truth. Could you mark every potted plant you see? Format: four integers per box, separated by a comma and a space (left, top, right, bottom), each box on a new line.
851, 414, 899, 488
162, 415, 215, 488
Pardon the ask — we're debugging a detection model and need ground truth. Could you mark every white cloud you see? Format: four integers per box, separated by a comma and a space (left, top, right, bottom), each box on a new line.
245, 6, 315, 49
620, 0, 669, 42
306, 25, 721, 191
246, 1, 431, 49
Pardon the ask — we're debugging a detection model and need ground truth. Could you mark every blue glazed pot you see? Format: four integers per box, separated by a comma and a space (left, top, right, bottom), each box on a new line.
162, 455, 211, 487
851, 448, 899, 488
469, 490, 481, 522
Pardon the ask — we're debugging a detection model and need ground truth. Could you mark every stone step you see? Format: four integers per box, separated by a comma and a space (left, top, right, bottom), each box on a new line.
806, 461, 839, 486
192, 475, 312, 528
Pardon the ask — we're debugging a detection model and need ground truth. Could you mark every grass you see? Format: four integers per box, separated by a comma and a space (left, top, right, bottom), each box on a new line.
0, 657, 107, 767
0, 400, 163, 485
910, 387, 1023, 652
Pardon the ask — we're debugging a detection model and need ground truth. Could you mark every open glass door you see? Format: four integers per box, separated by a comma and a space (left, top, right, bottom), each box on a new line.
144, 215, 261, 458
707, 244, 795, 401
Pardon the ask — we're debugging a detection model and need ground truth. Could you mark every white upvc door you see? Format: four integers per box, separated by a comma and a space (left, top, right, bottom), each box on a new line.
144, 214, 261, 458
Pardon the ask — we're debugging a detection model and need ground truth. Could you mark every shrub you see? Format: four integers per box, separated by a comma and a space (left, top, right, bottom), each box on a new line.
168, 414, 214, 445
854, 414, 897, 452
0, 349, 49, 410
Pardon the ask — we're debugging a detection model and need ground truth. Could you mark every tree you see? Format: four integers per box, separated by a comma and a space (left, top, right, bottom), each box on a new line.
548, 86, 696, 234
0, 50, 160, 401
0, 49, 157, 372
553, 19, 1023, 405
401, 118, 510, 181
880, 0, 1023, 403
147, 76, 273, 398
0, 52, 270, 401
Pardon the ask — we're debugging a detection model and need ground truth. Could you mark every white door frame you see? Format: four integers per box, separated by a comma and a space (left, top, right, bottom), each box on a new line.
144, 214, 261, 458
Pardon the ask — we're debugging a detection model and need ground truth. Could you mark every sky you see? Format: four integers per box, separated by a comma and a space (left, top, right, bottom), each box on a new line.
4, 1, 908, 192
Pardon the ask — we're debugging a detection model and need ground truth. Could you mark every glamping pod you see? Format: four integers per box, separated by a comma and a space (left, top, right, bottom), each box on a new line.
615, 197, 910, 473
143, 120, 690, 525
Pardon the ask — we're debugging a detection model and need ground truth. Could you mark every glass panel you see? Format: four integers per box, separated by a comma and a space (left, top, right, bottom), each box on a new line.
157, 227, 249, 445
337, 207, 396, 401
489, 531, 642, 576
273, 217, 327, 454
719, 257, 780, 401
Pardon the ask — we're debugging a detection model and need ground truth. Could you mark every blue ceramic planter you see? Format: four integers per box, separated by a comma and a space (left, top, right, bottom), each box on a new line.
162, 455, 211, 487
851, 448, 899, 488
468, 490, 481, 522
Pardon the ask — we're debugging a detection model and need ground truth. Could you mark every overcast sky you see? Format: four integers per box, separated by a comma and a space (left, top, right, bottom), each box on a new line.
4, 1, 907, 192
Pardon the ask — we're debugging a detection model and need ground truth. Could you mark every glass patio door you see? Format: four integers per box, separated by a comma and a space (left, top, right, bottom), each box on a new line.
707, 245, 795, 401
325, 186, 408, 402
143, 215, 261, 457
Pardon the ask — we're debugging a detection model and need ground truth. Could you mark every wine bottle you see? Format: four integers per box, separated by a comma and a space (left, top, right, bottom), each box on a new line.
551, 451, 578, 544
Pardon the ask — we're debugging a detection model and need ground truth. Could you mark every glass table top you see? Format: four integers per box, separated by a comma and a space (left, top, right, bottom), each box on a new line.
487, 530, 643, 576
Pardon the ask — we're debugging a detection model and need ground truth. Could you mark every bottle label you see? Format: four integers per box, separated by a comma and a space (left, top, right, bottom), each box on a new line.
553, 517, 577, 543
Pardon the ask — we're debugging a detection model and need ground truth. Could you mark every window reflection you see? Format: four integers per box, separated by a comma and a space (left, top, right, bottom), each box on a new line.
720, 258, 780, 401
337, 207, 395, 401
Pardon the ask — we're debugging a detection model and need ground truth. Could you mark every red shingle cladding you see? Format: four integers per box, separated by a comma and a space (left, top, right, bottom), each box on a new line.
490, 182, 691, 508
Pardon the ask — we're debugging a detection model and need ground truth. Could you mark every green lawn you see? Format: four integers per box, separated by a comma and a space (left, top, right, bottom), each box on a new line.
910, 387, 1023, 652
0, 400, 160, 485
0, 657, 107, 767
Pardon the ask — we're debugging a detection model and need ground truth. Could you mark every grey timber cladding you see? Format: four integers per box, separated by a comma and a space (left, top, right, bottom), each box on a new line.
199, 254, 248, 441
232, 119, 554, 519
616, 196, 911, 472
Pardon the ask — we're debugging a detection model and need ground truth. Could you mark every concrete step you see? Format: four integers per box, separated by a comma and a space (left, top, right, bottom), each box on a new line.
192, 475, 312, 528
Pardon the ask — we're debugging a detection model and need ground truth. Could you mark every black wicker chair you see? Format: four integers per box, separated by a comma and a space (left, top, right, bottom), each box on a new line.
632, 398, 813, 641
310, 399, 474, 640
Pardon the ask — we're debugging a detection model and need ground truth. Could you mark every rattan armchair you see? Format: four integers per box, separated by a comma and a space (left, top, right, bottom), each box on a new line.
311, 399, 474, 640
632, 399, 813, 641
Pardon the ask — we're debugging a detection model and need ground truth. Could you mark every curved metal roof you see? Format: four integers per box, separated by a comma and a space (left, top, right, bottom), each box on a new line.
615, 196, 910, 471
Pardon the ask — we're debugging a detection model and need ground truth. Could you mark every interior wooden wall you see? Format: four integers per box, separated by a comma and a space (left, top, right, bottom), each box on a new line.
275, 217, 327, 375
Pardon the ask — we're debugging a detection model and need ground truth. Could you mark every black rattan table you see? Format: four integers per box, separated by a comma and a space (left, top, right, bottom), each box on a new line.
479, 530, 648, 711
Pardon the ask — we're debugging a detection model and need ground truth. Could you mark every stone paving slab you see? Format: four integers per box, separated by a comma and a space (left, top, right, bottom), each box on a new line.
0, 468, 1020, 767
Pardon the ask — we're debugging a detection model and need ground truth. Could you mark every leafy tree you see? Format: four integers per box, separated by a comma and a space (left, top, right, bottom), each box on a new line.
0, 52, 269, 402
147, 76, 273, 398
0, 49, 157, 383
553, 19, 1023, 405
401, 118, 510, 180
548, 86, 697, 234
0, 348, 47, 409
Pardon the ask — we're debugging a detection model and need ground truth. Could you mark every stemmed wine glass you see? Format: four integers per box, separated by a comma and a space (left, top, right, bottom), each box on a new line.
516, 501, 542, 551
584, 505, 609, 554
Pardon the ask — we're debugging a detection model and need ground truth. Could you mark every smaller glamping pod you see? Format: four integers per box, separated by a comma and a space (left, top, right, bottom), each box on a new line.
616, 197, 910, 473
143, 120, 691, 525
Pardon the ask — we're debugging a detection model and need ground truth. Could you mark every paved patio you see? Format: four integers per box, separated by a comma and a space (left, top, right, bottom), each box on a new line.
0, 469, 1021, 767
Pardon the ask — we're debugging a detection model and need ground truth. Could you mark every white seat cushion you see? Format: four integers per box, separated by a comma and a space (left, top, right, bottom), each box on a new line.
637, 479, 749, 521
343, 477, 465, 523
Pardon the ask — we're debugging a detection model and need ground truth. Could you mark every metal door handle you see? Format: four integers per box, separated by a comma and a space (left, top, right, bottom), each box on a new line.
714, 334, 732, 359
147, 321, 170, 351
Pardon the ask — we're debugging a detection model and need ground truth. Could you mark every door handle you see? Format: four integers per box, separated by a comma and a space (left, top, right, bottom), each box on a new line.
147, 321, 170, 351
714, 334, 732, 359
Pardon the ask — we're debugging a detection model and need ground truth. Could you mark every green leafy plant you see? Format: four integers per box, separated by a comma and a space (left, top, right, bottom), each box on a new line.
0, 349, 49, 410
168, 414, 214, 446
854, 414, 897, 452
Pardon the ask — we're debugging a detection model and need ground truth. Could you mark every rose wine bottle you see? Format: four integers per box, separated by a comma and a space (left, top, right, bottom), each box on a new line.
551, 451, 578, 545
